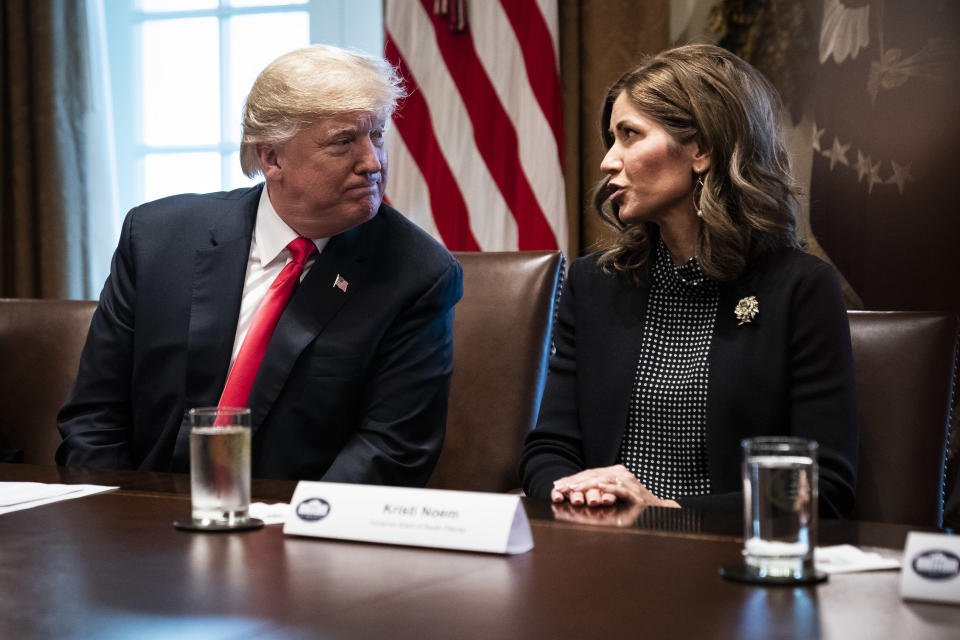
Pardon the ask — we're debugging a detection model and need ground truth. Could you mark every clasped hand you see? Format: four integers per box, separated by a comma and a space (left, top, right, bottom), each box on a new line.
551, 464, 680, 509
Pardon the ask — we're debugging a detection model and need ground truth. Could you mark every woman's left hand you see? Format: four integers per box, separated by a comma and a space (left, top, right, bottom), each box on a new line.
551, 464, 680, 508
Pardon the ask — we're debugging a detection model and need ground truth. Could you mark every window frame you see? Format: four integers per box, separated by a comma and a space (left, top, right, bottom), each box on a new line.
104, 0, 383, 219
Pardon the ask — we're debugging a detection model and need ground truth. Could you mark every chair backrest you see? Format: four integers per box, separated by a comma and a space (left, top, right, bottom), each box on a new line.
946, 401, 960, 529
427, 251, 563, 493
0, 298, 97, 464
848, 310, 959, 526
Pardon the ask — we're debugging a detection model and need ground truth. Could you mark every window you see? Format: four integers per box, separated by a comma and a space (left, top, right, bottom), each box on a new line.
104, 0, 383, 219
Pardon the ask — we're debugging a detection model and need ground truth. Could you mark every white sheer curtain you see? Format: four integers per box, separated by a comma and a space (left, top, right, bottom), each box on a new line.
79, 0, 121, 299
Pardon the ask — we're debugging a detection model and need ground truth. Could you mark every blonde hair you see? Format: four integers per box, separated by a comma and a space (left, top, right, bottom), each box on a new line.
240, 45, 405, 177
596, 44, 799, 282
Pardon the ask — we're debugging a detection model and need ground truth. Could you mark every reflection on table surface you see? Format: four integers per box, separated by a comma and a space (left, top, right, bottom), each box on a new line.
0, 463, 957, 639
5, 463, 925, 544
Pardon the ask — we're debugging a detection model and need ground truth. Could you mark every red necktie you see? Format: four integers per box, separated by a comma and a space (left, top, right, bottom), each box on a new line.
219, 237, 317, 409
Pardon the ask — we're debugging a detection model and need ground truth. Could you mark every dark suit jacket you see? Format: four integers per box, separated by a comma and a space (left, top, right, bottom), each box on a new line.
520, 247, 858, 517
56, 184, 463, 486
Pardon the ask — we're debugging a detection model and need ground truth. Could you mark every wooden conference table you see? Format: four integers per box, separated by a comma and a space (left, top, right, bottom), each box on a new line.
1, 464, 957, 639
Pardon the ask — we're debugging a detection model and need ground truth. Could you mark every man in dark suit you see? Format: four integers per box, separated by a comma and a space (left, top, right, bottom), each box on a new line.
56, 45, 462, 486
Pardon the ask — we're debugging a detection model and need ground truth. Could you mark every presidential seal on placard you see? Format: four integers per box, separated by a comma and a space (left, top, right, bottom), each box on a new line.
912, 550, 960, 581
296, 498, 331, 522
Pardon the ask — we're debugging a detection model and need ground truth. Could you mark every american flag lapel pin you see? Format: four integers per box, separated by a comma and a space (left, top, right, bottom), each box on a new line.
333, 274, 349, 293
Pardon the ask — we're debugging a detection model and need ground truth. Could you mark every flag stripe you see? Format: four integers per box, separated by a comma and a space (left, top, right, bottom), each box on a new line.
418, 0, 557, 250
384, 0, 566, 254
384, 128, 441, 242
497, 0, 564, 160
385, 34, 481, 251
469, 0, 567, 253
387, 5, 519, 250
535, 0, 560, 64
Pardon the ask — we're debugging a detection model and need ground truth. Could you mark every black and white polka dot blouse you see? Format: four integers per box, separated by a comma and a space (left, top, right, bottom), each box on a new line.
616, 239, 720, 500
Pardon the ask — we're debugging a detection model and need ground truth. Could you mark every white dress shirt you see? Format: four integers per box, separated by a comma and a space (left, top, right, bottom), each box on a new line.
228, 186, 330, 366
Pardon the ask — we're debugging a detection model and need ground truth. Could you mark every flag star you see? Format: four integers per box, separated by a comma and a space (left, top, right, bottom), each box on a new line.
853, 150, 872, 183
866, 157, 883, 194
812, 123, 825, 153
822, 136, 850, 171
886, 160, 914, 194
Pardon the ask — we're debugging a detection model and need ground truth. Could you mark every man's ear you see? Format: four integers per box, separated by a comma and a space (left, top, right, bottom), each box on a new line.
256, 143, 282, 181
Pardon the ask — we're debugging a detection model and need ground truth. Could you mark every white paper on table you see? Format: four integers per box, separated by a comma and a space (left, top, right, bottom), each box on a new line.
250, 501, 291, 525
0, 482, 118, 515
815, 544, 902, 574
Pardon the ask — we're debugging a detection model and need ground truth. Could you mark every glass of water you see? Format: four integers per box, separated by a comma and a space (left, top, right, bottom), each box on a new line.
741, 437, 819, 581
187, 407, 252, 528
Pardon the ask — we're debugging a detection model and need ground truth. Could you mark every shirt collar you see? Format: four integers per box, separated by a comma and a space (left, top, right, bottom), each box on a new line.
254, 185, 330, 267
652, 238, 713, 292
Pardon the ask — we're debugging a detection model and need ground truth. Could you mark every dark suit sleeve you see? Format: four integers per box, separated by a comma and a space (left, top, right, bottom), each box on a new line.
320, 260, 463, 487
519, 262, 586, 498
783, 261, 858, 517
55, 209, 139, 468
678, 259, 859, 517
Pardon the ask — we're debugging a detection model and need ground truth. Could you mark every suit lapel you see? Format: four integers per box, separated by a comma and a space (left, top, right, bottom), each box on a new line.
247, 218, 375, 432
171, 187, 260, 470
596, 270, 650, 464
183, 189, 260, 408
706, 262, 764, 474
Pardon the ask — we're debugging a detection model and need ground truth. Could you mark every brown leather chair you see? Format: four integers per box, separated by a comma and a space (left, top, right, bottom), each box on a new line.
0, 298, 98, 464
945, 401, 960, 529
427, 251, 563, 493
848, 311, 959, 527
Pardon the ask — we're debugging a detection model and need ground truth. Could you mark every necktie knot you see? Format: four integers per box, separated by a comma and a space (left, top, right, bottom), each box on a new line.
288, 237, 316, 265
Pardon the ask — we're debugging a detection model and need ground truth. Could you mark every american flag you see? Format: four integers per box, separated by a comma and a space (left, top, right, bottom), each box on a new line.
384, 0, 567, 255
333, 274, 349, 293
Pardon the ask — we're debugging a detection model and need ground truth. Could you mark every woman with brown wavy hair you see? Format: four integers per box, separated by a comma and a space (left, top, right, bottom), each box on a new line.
520, 44, 858, 517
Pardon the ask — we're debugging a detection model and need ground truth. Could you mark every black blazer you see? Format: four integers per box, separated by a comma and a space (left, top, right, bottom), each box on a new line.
520, 247, 858, 517
57, 185, 463, 486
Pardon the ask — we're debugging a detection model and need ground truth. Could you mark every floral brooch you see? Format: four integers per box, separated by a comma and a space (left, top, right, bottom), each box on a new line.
734, 296, 759, 326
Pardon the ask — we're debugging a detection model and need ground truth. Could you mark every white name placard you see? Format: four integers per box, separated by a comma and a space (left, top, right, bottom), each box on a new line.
282, 481, 533, 555
900, 531, 960, 605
